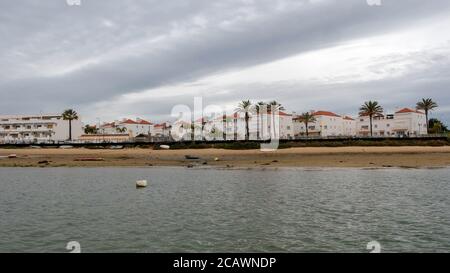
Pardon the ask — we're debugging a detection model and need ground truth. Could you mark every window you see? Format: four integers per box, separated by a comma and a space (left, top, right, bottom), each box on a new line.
360, 119, 364, 122
387, 124, 390, 127
374, 125, 378, 129
47, 125, 53, 129
324, 126, 328, 129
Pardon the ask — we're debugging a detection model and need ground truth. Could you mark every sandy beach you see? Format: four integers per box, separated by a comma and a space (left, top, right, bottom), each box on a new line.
1, 146, 450, 168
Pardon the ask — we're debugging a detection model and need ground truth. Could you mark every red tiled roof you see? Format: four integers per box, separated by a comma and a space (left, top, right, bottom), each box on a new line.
313, 111, 340, 117
396, 108, 424, 114
121, 119, 138, 124
138, 119, 153, 125
154, 123, 169, 128
278, 111, 292, 116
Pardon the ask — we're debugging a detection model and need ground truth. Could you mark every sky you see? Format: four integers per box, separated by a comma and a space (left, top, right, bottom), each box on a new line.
1, 0, 450, 125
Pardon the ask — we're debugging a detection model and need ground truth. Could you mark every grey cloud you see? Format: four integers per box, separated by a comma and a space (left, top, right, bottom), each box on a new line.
1, 0, 450, 124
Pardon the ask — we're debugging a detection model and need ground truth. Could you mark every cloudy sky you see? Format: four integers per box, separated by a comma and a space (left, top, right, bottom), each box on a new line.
1, 0, 450, 124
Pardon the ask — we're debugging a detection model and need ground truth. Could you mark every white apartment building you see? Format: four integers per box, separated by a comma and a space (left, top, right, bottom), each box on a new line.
293, 111, 356, 137
170, 110, 294, 141
153, 123, 171, 137
0, 114, 83, 143
202, 111, 294, 141
357, 108, 428, 137
99, 118, 154, 137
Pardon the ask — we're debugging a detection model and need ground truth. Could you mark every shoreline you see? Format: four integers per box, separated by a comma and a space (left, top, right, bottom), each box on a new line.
1, 146, 450, 168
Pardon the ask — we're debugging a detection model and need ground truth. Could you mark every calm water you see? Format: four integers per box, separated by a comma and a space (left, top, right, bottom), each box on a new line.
0, 167, 449, 253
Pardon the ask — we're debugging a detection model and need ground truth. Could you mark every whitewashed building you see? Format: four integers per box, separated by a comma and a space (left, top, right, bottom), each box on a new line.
293, 111, 356, 137
357, 108, 428, 137
99, 118, 154, 137
0, 114, 83, 143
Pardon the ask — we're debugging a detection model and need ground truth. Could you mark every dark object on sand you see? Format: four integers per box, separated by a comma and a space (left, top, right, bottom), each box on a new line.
272, 160, 279, 163
202, 161, 208, 165
187, 164, 194, 168
8, 154, 17, 159
38, 160, 50, 164
74, 158, 105, 162
185, 155, 200, 160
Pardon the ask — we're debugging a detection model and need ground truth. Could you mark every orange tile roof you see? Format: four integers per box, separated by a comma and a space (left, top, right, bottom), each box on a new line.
396, 108, 424, 114
313, 111, 340, 117
121, 119, 138, 124
138, 119, 153, 125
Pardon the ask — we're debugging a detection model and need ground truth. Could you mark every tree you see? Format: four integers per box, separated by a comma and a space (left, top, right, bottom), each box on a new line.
416, 98, 438, 133
268, 101, 285, 139
428, 118, 448, 134
299, 112, 316, 137
359, 101, 383, 137
235, 100, 252, 140
62, 109, 79, 141
84, 125, 98, 135
254, 102, 266, 140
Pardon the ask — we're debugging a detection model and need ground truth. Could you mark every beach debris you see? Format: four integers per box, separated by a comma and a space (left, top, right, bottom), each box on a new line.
59, 145, 74, 149
261, 162, 271, 166
272, 160, 279, 163
214, 157, 220, 161
30, 146, 42, 149
8, 154, 17, 159
136, 180, 148, 188
185, 155, 200, 160
74, 157, 105, 162
160, 145, 170, 150
38, 160, 51, 165
187, 164, 194, 168
226, 164, 234, 168
110, 145, 124, 149
202, 161, 208, 165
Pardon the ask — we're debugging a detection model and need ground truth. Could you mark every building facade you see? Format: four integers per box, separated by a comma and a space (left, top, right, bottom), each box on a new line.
0, 114, 83, 143
356, 108, 427, 137
293, 111, 356, 137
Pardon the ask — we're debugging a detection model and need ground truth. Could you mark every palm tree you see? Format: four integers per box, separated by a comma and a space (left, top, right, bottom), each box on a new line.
299, 112, 316, 137
235, 100, 252, 140
359, 101, 383, 137
268, 101, 285, 139
416, 98, 438, 133
254, 102, 266, 140
116, 127, 127, 133
62, 109, 79, 141
222, 112, 227, 141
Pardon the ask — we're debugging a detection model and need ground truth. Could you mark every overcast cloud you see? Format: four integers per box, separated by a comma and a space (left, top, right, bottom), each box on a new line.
1, 0, 450, 124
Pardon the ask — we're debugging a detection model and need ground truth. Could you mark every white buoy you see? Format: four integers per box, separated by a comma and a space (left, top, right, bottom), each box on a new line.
136, 180, 148, 188
160, 145, 170, 150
